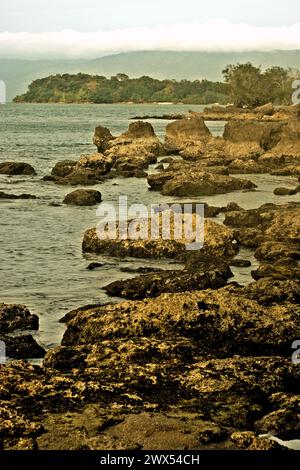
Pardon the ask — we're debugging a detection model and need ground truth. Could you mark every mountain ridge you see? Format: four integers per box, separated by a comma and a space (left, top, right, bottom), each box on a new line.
1, 50, 300, 101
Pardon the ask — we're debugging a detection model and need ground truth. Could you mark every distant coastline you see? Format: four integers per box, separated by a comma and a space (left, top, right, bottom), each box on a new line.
13, 73, 229, 105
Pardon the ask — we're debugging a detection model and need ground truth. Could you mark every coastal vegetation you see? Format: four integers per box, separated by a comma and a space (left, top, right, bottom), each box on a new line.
13, 63, 299, 105
13, 73, 229, 104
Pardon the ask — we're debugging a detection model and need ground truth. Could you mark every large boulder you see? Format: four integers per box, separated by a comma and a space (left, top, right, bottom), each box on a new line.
51, 160, 77, 178
0, 303, 45, 360
63, 189, 102, 206
48, 154, 112, 185
0, 303, 39, 333
148, 170, 256, 197
93, 126, 114, 153
0, 334, 46, 359
103, 121, 164, 162
82, 217, 237, 259
223, 120, 284, 151
103, 256, 233, 299
266, 120, 300, 159
0, 162, 36, 176
165, 116, 211, 152
224, 203, 300, 279
61, 287, 300, 357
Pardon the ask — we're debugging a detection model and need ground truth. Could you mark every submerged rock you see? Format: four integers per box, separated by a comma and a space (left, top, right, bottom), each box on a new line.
63, 189, 102, 206
0, 192, 37, 200
0, 162, 36, 176
274, 187, 297, 196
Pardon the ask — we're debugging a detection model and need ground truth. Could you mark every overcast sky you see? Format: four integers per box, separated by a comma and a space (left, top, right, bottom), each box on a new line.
0, 0, 299, 58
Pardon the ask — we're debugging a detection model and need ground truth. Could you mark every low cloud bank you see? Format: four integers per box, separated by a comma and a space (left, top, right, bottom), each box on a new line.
1, 20, 300, 59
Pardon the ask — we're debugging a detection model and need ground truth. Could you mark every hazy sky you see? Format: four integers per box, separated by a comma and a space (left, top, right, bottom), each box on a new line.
0, 0, 299, 58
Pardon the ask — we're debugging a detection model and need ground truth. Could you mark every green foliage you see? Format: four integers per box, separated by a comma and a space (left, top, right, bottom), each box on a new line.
14, 64, 299, 106
13, 73, 229, 104
223, 62, 299, 107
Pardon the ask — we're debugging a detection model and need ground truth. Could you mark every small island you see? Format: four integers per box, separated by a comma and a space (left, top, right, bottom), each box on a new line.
14, 63, 298, 106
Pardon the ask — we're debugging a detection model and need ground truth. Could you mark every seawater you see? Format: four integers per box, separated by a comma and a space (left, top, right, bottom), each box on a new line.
0, 103, 299, 349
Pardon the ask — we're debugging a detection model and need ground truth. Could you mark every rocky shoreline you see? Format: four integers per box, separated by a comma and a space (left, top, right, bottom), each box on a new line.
0, 105, 299, 450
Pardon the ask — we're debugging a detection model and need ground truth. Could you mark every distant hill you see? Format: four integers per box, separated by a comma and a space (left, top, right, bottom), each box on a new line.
1, 50, 300, 102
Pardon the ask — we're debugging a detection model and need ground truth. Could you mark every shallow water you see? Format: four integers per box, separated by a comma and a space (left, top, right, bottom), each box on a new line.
0, 103, 299, 349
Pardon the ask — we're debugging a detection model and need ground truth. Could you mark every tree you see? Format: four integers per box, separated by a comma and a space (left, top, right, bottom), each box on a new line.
223, 63, 264, 107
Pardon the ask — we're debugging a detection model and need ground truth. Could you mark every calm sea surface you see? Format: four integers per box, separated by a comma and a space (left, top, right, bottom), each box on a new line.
0, 103, 299, 349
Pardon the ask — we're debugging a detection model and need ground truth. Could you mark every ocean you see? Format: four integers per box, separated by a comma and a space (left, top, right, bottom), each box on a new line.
0, 103, 299, 350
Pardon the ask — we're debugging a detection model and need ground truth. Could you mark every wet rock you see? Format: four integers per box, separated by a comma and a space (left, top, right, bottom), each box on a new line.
1, 351, 299, 450
165, 116, 211, 152
274, 187, 297, 196
228, 159, 267, 174
229, 259, 251, 268
255, 241, 300, 261
51, 160, 77, 178
251, 258, 300, 281
61, 288, 300, 357
0, 403, 44, 442
0, 162, 36, 176
49, 154, 112, 185
77, 153, 112, 174
0, 303, 39, 334
104, 122, 164, 161
224, 203, 300, 260
225, 202, 244, 212
153, 201, 222, 218
223, 121, 284, 151
34, 407, 230, 450
93, 126, 114, 153
254, 393, 300, 441
271, 165, 300, 176
160, 157, 176, 164
63, 189, 102, 206
82, 218, 237, 259
0, 334, 46, 359
86, 262, 105, 271
243, 278, 300, 305
0, 192, 37, 200
104, 260, 232, 300
159, 172, 256, 197
94, 412, 227, 450
266, 120, 300, 160
119, 266, 164, 274
230, 431, 282, 450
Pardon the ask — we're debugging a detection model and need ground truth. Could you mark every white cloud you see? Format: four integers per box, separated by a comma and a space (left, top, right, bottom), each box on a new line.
1, 20, 300, 59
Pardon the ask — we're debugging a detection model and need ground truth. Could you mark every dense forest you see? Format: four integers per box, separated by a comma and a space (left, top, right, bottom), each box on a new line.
14, 64, 299, 105
13, 73, 229, 104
